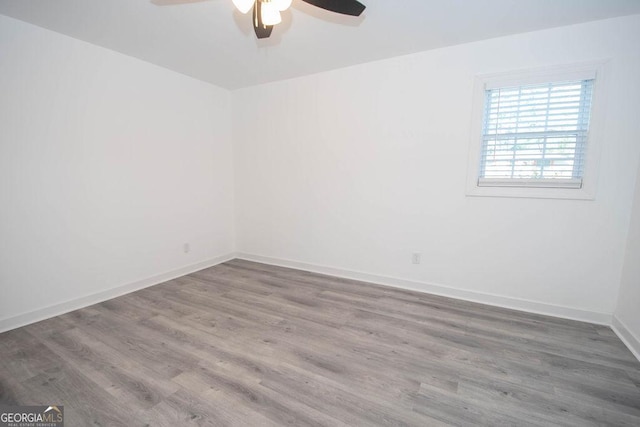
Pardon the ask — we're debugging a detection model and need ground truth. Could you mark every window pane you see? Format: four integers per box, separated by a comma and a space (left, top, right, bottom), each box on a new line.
480, 79, 593, 181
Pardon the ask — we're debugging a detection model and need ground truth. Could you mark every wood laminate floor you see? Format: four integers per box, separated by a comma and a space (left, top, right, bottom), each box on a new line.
1, 260, 639, 426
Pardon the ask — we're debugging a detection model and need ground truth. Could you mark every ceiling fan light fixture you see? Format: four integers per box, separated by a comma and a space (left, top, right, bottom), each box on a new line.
232, 0, 255, 14
261, 2, 282, 26
272, 0, 292, 11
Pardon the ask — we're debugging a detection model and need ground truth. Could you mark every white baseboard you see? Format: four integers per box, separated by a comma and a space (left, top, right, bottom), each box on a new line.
3, 251, 626, 357
0, 253, 236, 333
236, 253, 612, 326
612, 316, 640, 362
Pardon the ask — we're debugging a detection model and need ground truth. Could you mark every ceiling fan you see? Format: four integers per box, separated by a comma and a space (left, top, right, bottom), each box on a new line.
232, 0, 366, 39
153, 0, 366, 39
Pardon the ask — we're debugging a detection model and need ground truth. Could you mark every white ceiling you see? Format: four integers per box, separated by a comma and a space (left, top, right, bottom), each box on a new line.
1, 0, 639, 89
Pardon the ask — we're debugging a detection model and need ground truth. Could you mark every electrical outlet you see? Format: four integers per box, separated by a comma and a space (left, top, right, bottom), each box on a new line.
183, 243, 190, 253
412, 252, 421, 264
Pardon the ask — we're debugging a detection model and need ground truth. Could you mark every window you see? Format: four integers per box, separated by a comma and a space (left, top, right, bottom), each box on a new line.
466, 62, 606, 200
481, 79, 593, 187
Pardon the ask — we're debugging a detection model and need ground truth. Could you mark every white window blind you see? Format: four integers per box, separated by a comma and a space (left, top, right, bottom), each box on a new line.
479, 79, 594, 188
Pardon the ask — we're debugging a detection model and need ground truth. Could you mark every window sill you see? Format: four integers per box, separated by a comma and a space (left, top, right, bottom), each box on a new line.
466, 184, 595, 200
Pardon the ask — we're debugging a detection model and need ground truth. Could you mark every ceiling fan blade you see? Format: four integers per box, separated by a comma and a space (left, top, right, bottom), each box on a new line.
301, 0, 365, 16
151, 0, 209, 6
253, 1, 273, 39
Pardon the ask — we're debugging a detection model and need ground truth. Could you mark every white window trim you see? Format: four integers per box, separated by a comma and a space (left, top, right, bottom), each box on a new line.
465, 61, 609, 200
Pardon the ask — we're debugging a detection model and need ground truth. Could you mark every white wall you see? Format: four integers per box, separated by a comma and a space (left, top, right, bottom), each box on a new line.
2, 12, 639, 333
234, 15, 640, 321
0, 15, 235, 328
615, 152, 640, 357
